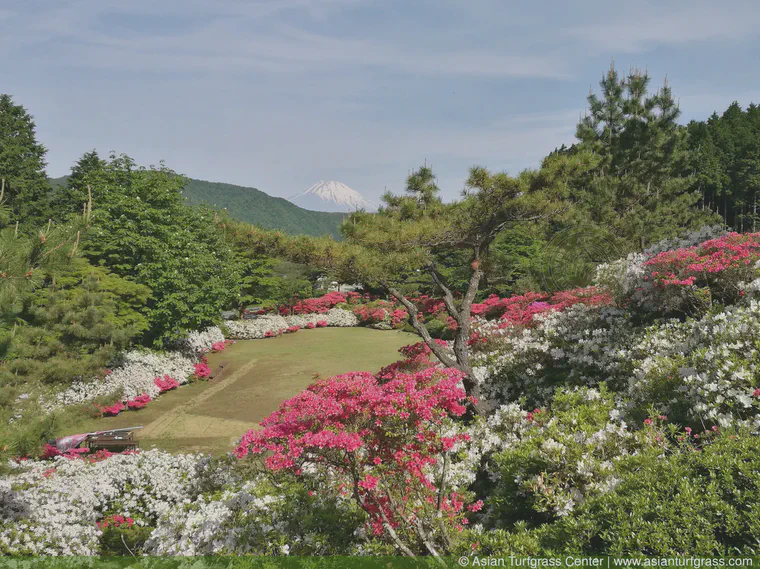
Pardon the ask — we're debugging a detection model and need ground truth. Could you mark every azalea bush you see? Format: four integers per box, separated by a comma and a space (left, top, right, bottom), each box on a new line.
147, 475, 366, 555
464, 428, 760, 557
154, 374, 180, 393
180, 326, 225, 356
193, 361, 211, 379
279, 291, 350, 315
376, 339, 450, 380
45, 348, 194, 411
593, 227, 759, 316
470, 303, 633, 409
480, 387, 645, 524
471, 294, 760, 428
642, 232, 760, 310
43, 326, 222, 415
235, 367, 478, 557
225, 309, 358, 339
352, 300, 407, 330
0, 450, 212, 555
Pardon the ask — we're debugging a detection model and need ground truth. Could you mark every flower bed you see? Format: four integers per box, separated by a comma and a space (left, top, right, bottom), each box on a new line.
224, 309, 358, 339
42, 327, 224, 417
0, 450, 210, 555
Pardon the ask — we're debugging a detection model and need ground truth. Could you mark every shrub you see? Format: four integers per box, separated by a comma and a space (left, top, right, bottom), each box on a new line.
193, 362, 211, 379
126, 393, 150, 410
235, 368, 476, 556
100, 522, 153, 556
480, 387, 644, 526
154, 375, 180, 393
536, 429, 760, 556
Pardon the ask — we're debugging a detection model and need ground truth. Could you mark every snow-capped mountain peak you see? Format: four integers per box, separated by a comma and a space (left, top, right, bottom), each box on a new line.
289, 181, 377, 213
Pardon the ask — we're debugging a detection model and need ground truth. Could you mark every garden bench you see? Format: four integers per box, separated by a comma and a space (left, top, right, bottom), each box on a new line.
86, 432, 139, 452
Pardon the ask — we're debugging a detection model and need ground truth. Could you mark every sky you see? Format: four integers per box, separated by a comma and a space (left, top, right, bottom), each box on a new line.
2, 0, 759, 202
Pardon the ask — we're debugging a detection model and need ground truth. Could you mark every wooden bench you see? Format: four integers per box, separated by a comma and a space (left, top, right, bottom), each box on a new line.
86, 433, 139, 452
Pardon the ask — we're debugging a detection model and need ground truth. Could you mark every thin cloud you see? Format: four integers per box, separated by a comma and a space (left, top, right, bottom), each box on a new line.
567, 1, 760, 53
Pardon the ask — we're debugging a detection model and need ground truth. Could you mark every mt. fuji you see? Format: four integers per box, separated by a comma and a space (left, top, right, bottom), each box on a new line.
289, 181, 377, 213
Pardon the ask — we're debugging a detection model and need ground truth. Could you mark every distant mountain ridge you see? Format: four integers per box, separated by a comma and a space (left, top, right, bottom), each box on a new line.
51, 176, 346, 238
181, 179, 345, 237
289, 180, 377, 213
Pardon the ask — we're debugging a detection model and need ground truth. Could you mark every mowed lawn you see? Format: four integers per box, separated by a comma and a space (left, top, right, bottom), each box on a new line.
70, 328, 417, 455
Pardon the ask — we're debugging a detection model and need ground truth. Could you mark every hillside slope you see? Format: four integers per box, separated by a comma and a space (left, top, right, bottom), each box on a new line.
182, 179, 345, 238
51, 176, 345, 238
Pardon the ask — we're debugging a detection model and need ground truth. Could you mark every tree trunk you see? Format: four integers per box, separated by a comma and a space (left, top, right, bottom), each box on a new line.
381, 249, 489, 415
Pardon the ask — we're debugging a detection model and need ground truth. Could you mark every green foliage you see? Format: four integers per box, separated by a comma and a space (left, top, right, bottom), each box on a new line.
82, 155, 243, 345
487, 387, 644, 528
686, 102, 760, 231
215, 214, 299, 315
572, 65, 719, 247
264, 275, 313, 313
0, 94, 52, 226
420, 312, 456, 340
51, 149, 105, 219
100, 524, 153, 556
0, 258, 149, 388
233, 254, 281, 314
0, 215, 82, 324
537, 430, 760, 556
182, 177, 345, 238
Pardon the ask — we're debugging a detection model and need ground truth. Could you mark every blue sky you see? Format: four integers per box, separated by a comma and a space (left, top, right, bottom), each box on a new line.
2, 0, 759, 202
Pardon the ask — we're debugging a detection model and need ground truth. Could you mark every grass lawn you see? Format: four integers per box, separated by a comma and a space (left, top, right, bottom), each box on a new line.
69, 327, 418, 455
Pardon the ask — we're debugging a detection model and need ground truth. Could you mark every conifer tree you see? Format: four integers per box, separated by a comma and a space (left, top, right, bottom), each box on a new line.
0, 95, 52, 225
574, 64, 716, 247
52, 149, 106, 219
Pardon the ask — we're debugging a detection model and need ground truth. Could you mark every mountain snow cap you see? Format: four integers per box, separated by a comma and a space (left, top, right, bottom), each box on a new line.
289, 181, 377, 213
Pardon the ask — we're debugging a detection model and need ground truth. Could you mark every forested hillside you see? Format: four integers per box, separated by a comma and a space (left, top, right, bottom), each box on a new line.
181, 179, 345, 238
52, 176, 345, 238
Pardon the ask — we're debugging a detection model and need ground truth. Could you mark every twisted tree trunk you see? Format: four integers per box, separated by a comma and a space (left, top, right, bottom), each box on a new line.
382, 247, 487, 414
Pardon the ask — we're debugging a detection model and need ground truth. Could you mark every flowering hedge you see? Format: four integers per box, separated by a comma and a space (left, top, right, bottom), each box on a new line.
638, 232, 760, 312
259, 287, 613, 336
593, 227, 760, 315
225, 309, 358, 340
0, 450, 210, 555
41, 327, 224, 419
376, 339, 451, 380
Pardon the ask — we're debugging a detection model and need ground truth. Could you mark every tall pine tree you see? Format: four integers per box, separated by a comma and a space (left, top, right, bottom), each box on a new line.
573, 64, 716, 247
0, 95, 52, 226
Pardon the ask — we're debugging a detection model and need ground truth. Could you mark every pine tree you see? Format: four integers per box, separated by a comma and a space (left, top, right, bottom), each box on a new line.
51, 149, 105, 219
0, 95, 52, 226
574, 64, 717, 246
686, 101, 760, 230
